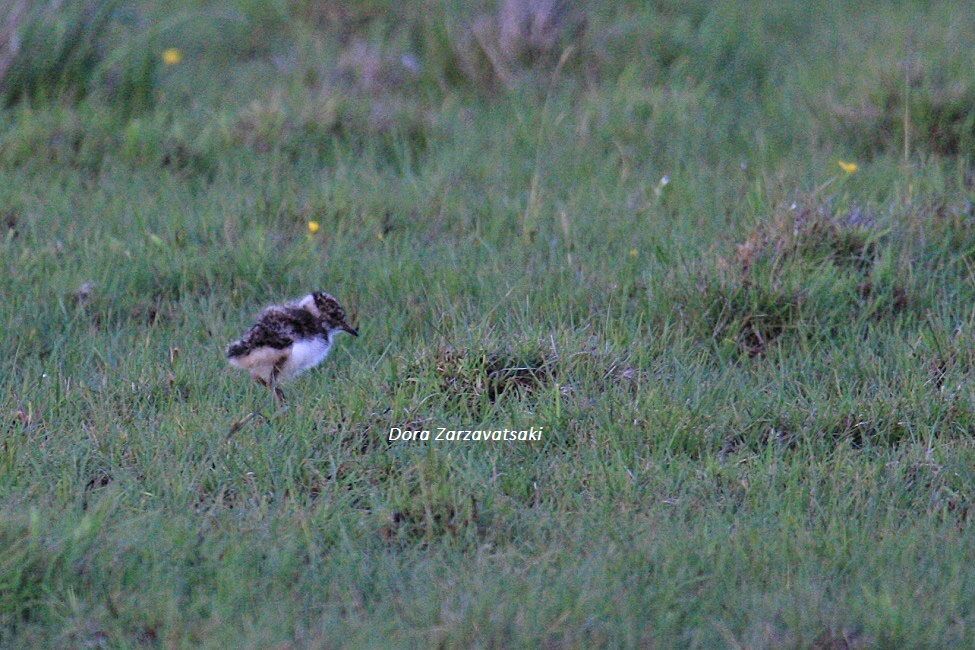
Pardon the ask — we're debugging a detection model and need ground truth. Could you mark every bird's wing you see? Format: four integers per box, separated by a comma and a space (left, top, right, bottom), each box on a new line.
226, 310, 295, 358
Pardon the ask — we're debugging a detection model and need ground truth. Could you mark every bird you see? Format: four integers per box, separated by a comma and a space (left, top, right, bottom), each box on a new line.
226, 291, 358, 403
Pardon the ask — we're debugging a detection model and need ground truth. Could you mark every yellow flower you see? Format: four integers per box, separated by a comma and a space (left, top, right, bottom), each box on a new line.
629, 248, 639, 258
307, 221, 320, 234
838, 160, 858, 174
162, 48, 183, 66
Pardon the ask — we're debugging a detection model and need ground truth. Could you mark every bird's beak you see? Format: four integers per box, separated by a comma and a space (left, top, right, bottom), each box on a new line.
342, 323, 359, 337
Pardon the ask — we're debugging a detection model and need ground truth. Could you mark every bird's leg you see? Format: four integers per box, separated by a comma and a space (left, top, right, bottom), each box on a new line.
255, 375, 285, 408
269, 359, 287, 406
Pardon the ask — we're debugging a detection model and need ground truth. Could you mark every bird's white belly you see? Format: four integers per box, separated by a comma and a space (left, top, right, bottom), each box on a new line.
281, 339, 331, 378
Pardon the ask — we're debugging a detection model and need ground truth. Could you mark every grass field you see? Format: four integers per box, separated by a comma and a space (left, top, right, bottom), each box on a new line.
2, 1, 975, 646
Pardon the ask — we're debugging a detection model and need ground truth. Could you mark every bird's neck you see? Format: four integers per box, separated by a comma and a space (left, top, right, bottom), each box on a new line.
326, 328, 340, 346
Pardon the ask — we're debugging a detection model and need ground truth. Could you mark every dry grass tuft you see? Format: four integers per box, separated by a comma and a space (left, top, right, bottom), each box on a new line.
498, 0, 574, 66
404, 344, 557, 411
730, 200, 879, 277
689, 197, 913, 356
434, 344, 556, 403
451, 0, 585, 90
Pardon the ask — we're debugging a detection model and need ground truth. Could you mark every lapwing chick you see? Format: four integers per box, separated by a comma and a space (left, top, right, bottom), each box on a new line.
227, 291, 358, 404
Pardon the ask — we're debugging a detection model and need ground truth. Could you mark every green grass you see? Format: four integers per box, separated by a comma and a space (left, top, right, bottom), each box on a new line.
2, 0, 975, 646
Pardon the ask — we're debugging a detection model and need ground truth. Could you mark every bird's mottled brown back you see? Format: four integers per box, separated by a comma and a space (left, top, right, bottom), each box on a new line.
226, 308, 301, 358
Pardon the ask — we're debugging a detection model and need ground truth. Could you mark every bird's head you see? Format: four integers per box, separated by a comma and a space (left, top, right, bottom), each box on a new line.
309, 291, 358, 337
